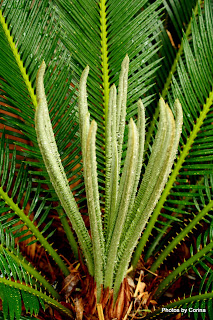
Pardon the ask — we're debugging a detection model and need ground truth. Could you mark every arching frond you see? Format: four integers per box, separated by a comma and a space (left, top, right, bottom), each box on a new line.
133, 0, 213, 266
0, 0, 81, 255
52, 0, 164, 195
0, 227, 60, 299
0, 237, 73, 320
0, 311, 37, 320
0, 132, 69, 276
154, 220, 213, 299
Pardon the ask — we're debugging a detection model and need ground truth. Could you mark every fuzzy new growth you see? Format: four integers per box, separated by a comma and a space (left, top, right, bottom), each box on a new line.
35, 56, 183, 301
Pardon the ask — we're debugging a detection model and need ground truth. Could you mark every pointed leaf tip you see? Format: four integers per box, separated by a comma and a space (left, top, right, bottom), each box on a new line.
91, 119, 97, 129
137, 99, 144, 108
84, 65, 90, 75
38, 61, 46, 75
121, 54, 129, 70
80, 65, 89, 85
36, 62, 47, 105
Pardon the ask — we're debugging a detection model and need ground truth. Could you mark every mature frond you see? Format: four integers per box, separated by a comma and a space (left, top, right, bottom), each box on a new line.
0, 0, 82, 255
0, 233, 73, 319
146, 292, 213, 320
52, 0, 163, 198
0, 230, 73, 319
0, 227, 60, 299
146, 0, 199, 115
133, 0, 213, 265
0, 0, 82, 199
0, 132, 69, 276
154, 219, 213, 299
0, 312, 37, 320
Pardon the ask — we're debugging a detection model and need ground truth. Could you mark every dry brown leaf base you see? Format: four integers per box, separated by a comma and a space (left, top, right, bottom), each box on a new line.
61, 263, 131, 320
60, 257, 162, 320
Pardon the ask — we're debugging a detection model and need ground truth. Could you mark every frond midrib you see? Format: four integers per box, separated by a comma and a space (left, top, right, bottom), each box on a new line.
132, 86, 213, 267
144, 0, 200, 152
0, 278, 73, 319
0, 186, 70, 276
0, 10, 37, 108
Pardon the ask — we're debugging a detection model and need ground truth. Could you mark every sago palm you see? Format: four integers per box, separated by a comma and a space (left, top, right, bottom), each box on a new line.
0, 0, 213, 319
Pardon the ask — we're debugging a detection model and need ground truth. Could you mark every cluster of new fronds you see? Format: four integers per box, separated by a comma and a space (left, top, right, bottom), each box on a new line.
35, 55, 183, 300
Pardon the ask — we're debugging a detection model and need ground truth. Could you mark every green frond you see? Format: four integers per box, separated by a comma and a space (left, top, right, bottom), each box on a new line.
0, 0, 83, 194
1, 0, 213, 318
163, 0, 198, 39
0, 279, 73, 320
133, 0, 213, 266
0, 240, 73, 319
148, 199, 213, 273
0, 228, 60, 300
151, 251, 213, 319
144, 0, 199, 151
154, 221, 213, 300
52, 0, 164, 202
154, 0, 199, 98
0, 133, 69, 276
146, 292, 213, 320
0, 312, 37, 320
0, 0, 82, 254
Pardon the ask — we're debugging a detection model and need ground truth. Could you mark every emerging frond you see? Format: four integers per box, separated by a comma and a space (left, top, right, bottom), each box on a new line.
52, 0, 164, 200
35, 62, 94, 275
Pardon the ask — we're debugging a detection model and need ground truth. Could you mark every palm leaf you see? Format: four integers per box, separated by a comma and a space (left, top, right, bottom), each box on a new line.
132, 0, 213, 266
0, 0, 81, 254
0, 312, 37, 320
139, 0, 199, 129
145, 292, 213, 319
144, 0, 199, 149
0, 239, 73, 319
52, 0, 164, 196
0, 0, 213, 318
149, 222, 213, 319
0, 132, 69, 276
0, 226, 60, 299
154, 218, 213, 298
0, 0, 81, 193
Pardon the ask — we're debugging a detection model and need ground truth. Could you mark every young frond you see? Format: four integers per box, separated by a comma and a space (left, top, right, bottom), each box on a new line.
35, 62, 94, 275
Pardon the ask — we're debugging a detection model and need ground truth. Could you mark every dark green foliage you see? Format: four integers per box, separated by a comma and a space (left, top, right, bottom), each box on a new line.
0, 232, 45, 319
0, 0, 212, 319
